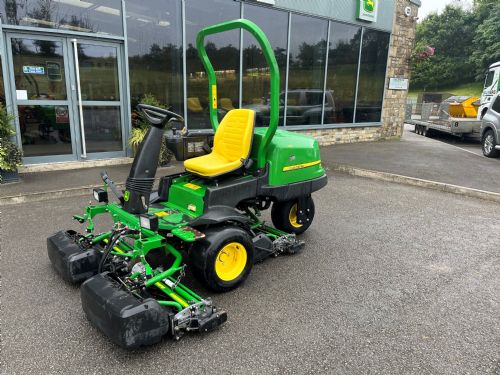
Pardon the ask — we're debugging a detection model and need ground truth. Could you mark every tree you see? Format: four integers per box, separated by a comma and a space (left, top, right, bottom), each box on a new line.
410, 5, 479, 90
470, 2, 500, 80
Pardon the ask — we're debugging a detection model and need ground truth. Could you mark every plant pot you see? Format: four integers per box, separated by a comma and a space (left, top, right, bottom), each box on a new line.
0, 168, 19, 184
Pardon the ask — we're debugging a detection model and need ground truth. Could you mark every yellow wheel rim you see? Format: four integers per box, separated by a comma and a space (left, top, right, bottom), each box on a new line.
214, 242, 247, 281
289, 203, 303, 228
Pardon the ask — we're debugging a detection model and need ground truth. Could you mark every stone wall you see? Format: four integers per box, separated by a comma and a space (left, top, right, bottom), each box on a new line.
296, 0, 419, 146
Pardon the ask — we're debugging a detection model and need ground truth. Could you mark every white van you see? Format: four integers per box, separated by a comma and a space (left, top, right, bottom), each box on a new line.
479, 61, 500, 119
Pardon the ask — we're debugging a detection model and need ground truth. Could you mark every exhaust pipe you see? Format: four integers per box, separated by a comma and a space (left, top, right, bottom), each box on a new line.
123, 105, 178, 214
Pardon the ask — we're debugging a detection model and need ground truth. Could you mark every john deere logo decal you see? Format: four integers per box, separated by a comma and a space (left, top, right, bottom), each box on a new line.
364, 0, 374, 12
357, 0, 378, 22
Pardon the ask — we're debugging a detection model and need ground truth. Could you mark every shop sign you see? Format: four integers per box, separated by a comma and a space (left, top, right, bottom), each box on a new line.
357, 0, 378, 22
23, 65, 45, 74
388, 77, 409, 90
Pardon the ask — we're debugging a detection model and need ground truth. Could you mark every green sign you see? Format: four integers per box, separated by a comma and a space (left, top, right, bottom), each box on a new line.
357, 0, 378, 22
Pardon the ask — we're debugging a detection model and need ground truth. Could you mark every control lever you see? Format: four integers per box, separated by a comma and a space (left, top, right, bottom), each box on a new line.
100, 171, 124, 204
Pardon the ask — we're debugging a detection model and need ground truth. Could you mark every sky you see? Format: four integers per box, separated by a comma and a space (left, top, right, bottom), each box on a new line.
418, 0, 473, 20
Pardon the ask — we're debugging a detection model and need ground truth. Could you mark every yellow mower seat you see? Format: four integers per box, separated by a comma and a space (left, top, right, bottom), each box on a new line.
184, 109, 255, 178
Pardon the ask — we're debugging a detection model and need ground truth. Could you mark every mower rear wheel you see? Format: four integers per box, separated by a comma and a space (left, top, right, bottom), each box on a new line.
271, 196, 315, 235
189, 226, 254, 293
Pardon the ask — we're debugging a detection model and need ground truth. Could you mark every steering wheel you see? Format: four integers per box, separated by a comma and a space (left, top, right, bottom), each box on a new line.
137, 104, 184, 129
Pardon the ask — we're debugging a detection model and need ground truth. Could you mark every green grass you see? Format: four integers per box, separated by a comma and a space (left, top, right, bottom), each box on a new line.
408, 81, 484, 100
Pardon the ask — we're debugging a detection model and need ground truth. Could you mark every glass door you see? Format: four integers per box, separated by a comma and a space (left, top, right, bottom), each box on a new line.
7, 33, 126, 163
8, 34, 76, 163
70, 39, 125, 159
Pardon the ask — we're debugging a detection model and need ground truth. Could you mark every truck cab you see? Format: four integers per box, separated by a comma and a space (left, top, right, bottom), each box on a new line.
479, 61, 500, 119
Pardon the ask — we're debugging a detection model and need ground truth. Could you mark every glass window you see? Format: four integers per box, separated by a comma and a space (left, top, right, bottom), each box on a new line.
242, 4, 288, 127
11, 38, 67, 100
126, 0, 183, 114
78, 44, 119, 101
1, 0, 123, 36
286, 14, 328, 126
18, 105, 72, 156
491, 96, 500, 113
484, 71, 494, 88
355, 29, 390, 123
325, 22, 361, 124
83, 106, 122, 152
186, 0, 240, 130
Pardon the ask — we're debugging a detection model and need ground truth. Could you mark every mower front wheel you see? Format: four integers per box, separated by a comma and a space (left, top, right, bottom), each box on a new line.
271, 196, 315, 235
189, 226, 254, 293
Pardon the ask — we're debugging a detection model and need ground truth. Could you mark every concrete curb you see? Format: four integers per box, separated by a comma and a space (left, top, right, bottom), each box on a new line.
0, 183, 125, 206
19, 157, 132, 173
330, 164, 500, 204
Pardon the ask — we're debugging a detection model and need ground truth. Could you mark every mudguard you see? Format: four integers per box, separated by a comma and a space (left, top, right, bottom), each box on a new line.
189, 205, 250, 227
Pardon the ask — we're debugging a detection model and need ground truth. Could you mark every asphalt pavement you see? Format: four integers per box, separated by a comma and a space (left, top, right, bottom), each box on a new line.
321, 124, 500, 194
1, 173, 499, 374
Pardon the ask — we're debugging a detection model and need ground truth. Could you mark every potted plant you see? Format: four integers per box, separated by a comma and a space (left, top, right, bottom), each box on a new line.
0, 103, 23, 183
129, 94, 173, 167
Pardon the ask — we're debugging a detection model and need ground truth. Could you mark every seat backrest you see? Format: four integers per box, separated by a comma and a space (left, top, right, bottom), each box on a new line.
213, 109, 255, 163
188, 97, 203, 112
220, 98, 235, 111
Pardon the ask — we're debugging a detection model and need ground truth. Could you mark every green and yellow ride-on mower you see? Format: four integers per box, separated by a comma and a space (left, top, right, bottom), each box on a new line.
47, 19, 327, 349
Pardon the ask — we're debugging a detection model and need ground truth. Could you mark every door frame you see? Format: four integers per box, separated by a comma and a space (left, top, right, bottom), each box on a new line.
4, 30, 128, 164
67, 37, 128, 160
5, 32, 78, 164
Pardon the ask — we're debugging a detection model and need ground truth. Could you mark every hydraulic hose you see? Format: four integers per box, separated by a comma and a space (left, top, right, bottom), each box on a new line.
98, 229, 128, 273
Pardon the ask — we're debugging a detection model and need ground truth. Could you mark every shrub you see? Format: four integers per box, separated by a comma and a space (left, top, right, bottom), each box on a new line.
129, 94, 173, 167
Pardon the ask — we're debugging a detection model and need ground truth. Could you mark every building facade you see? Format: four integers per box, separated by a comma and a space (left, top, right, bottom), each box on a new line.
0, 0, 419, 165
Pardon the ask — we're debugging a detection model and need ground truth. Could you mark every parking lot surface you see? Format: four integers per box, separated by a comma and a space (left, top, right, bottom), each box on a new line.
1, 173, 499, 374
321, 124, 500, 194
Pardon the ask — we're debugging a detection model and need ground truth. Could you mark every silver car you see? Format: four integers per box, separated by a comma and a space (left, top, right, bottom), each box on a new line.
480, 93, 500, 157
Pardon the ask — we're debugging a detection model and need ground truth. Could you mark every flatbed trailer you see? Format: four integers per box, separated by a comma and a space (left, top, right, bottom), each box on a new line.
405, 103, 481, 138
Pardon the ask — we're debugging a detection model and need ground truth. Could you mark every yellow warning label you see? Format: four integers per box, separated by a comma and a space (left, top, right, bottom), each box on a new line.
154, 211, 169, 217
282, 160, 321, 172
184, 182, 202, 190
211, 84, 217, 109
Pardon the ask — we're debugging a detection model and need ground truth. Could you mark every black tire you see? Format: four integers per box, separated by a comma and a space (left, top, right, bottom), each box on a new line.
415, 125, 420, 135
482, 129, 499, 158
422, 126, 428, 137
189, 226, 254, 293
271, 196, 315, 235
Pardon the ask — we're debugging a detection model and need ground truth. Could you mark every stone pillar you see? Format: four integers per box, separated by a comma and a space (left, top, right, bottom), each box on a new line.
380, 0, 420, 140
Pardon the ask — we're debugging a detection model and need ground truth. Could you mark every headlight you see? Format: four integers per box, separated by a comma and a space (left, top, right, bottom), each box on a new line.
93, 188, 108, 203
139, 214, 159, 232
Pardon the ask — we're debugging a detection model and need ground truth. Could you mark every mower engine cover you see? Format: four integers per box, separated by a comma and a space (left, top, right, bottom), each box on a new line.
47, 230, 101, 283
81, 273, 172, 349
250, 128, 324, 186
